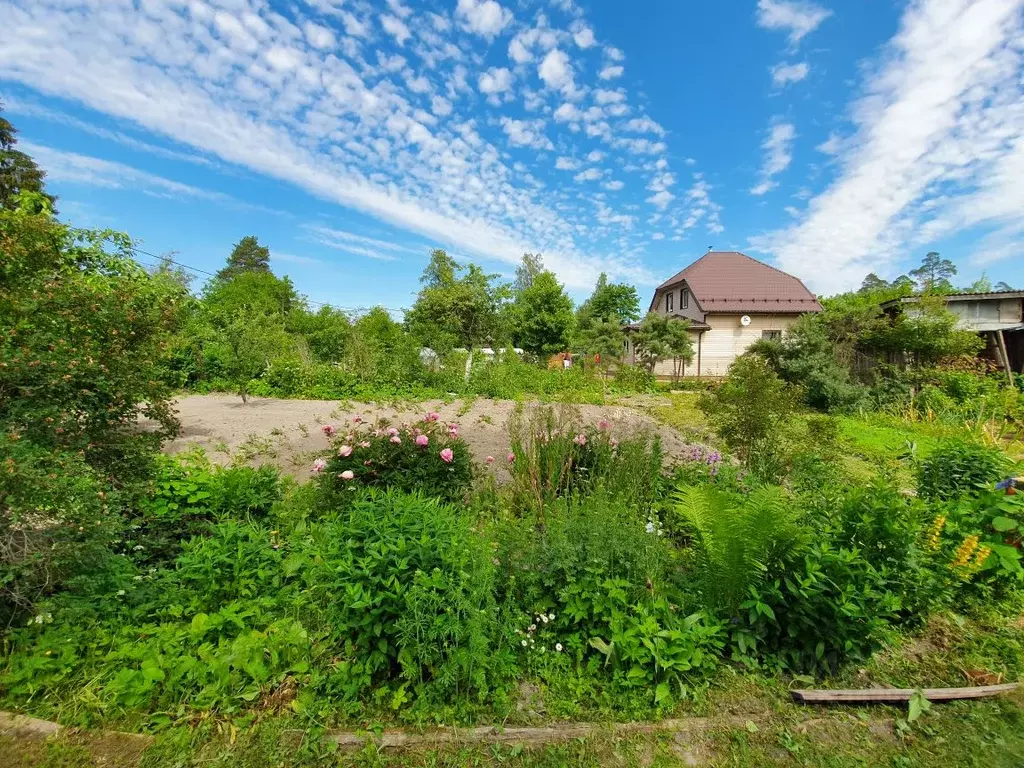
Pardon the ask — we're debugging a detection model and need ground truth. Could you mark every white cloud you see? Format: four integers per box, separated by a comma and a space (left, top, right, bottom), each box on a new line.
598, 65, 623, 80
304, 224, 418, 261
651, 232, 665, 241
341, 12, 370, 38
431, 95, 453, 116
478, 66, 514, 98
571, 22, 596, 49
594, 88, 625, 105
509, 36, 532, 63
771, 61, 809, 87
750, 120, 796, 195
538, 48, 575, 93
22, 143, 271, 213
753, 0, 1024, 293
574, 167, 603, 182
500, 117, 554, 150
604, 46, 625, 61
0, 0, 661, 293
756, 0, 832, 45
456, 0, 513, 40
380, 14, 412, 46
646, 189, 675, 210
555, 156, 579, 170
816, 132, 842, 155
623, 116, 666, 136
602, 179, 624, 191
553, 102, 581, 122
273, 252, 324, 266
304, 22, 336, 51
587, 150, 605, 162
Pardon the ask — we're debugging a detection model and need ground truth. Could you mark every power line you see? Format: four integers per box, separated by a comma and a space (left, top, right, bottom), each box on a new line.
129, 245, 407, 315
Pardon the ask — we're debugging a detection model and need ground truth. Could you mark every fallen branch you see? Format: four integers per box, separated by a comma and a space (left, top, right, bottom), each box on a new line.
792, 683, 1018, 705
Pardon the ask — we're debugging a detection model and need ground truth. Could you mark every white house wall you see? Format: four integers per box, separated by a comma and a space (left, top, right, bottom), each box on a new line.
649, 314, 801, 377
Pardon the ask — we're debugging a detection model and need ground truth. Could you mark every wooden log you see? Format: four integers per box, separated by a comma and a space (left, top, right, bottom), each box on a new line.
792, 683, 1018, 705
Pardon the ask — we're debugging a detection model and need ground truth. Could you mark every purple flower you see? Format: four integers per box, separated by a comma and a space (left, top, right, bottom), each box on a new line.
996, 478, 1016, 490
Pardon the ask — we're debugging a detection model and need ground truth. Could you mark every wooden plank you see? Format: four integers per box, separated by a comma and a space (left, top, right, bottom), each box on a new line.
792, 683, 1018, 704
996, 329, 1014, 384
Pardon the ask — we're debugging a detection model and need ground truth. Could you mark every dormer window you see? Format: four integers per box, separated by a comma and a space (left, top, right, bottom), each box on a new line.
665, 291, 674, 312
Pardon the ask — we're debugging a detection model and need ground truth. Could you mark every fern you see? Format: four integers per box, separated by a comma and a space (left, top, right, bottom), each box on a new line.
674, 485, 804, 613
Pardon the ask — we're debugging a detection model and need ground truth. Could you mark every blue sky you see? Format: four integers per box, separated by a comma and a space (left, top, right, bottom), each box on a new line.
1, 0, 1022, 313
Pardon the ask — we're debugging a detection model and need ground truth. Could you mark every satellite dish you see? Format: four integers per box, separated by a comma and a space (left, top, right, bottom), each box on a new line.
740, 315, 752, 327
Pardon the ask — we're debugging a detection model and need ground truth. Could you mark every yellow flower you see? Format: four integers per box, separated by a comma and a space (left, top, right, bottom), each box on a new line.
926, 515, 947, 551
950, 535, 980, 570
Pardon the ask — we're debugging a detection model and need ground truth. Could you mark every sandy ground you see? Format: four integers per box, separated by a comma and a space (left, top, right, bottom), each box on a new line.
162, 394, 701, 481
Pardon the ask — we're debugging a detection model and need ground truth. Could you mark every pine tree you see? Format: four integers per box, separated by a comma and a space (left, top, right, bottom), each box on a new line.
0, 107, 57, 211
216, 235, 272, 281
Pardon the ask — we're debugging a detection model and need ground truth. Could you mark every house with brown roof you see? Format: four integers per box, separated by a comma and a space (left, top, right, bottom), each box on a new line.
623, 251, 822, 377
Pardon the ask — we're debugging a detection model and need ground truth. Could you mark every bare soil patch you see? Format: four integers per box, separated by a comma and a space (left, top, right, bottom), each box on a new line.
162, 394, 703, 481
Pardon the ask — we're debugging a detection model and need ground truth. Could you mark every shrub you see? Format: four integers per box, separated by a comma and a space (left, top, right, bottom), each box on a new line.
673, 485, 805, 613
733, 542, 902, 673
612, 364, 657, 393
0, 436, 121, 627
917, 439, 1009, 501
316, 414, 473, 504
698, 355, 799, 481
506, 405, 662, 514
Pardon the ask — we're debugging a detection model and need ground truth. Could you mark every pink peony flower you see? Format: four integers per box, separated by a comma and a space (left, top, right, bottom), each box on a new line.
415, 434, 429, 447
387, 427, 399, 437
426, 412, 440, 422
573, 433, 587, 446
507, 452, 516, 463
345, 434, 354, 442
598, 419, 610, 430
312, 458, 328, 473
340, 470, 354, 481
322, 425, 336, 436
390, 435, 402, 444
486, 455, 495, 464
352, 416, 362, 424
337, 444, 353, 457
440, 448, 454, 463
358, 441, 371, 448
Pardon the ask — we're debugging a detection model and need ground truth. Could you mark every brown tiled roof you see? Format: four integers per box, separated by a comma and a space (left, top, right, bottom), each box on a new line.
652, 251, 822, 314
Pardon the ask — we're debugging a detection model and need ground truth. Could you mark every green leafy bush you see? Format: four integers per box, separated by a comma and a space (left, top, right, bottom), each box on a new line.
316, 414, 472, 504
673, 485, 804, 613
506, 405, 662, 513
733, 542, 902, 673
0, 436, 121, 627
917, 439, 1009, 501
699, 355, 799, 482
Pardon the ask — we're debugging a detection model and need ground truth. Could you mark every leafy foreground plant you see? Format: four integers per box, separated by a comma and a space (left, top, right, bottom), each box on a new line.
2, 489, 510, 726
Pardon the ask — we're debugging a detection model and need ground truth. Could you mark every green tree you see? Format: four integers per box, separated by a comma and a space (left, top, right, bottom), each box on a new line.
405, 249, 509, 377
510, 269, 575, 357
994, 281, 1015, 292
148, 251, 195, 291
220, 314, 294, 403
0, 107, 56, 212
216, 235, 272, 281
287, 305, 351, 363
859, 273, 890, 293
514, 252, 545, 292
0, 192, 187, 470
632, 312, 693, 376
964, 272, 993, 293
909, 251, 957, 293
699, 355, 798, 480
576, 272, 641, 326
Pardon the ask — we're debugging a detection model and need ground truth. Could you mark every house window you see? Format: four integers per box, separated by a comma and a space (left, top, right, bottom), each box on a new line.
762, 330, 782, 341
680, 289, 689, 309
665, 291, 673, 312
